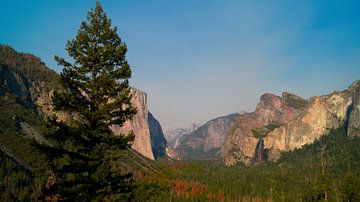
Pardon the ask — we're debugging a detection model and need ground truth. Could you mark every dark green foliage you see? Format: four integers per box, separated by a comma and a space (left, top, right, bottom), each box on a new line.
178, 146, 222, 161
38, 2, 136, 200
340, 173, 360, 201
284, 94, 309, 110
175, 113, 239, 161
0, 43, 54, 200
1, 82, 360, 202
139, 126, 360, 201
0, 3, 359, 201
252, 122, 281, 139
251, 127, 269, 139
265, 122, 281, 130
0, 44, 58, 90
131, 181, 169, 202
0, 152, 35, 201
0, 95, 50, 201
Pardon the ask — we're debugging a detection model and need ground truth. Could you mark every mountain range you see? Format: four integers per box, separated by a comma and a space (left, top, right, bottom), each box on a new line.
0, 45, 167, 161
164, 123, 200, 148
1, 44, 360, 167
175, 113, 239, 160
172, 83, 360, 165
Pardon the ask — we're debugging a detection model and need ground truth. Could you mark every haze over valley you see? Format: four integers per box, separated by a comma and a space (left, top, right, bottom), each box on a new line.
1, 1, 360, 201
3, 0, 360, 129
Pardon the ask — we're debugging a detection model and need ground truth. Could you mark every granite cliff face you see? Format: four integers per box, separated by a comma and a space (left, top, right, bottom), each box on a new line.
347, 80, 360, 138
0, 65, 36, 109
164, 124, 200, 148
224, 81, 360, 165
111, 88, 167, 160
224, 93, 306, 165
176, 113, 239, 160
264, 80, 360, 161
1, 45, 167, 160
111, 89, 153, 159
0, 45, 58, 115
148, 112, 167, 158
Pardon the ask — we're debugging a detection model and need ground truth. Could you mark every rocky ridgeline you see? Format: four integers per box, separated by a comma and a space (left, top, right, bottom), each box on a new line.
2, 45, 359, 165
224, 80, 360, 165
175, 113, 239, 160
164, 124, 200, 148
0, 45, 167, 160
175, 82, 359, 165
264, 80, 360, 161
223, 93, 306, 165
112, 88, 167, 160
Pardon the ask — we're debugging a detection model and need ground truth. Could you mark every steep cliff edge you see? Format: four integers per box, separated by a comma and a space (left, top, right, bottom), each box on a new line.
223, 93, 306, 165
176, 113, 239, 160
347, 80, 360, 137
224, 80, 360, 166
148, 112, 167, 158
111, 89, 154, 159
164, 124, 200, 148
111, 88, 167, 160
264, 81, 360, 161
0, 45, 58, 113
0, 45, 167, 160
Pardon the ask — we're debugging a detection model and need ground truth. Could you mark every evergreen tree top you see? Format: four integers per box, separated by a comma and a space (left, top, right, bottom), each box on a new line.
56, 0, 130, 85
53, 0, 136, 128
39, 1, 137, 200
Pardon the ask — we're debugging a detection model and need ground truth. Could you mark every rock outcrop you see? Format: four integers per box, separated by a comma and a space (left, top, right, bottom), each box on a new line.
148, 112, 167, 158
165, 147, 181, 160
223, 93, 306, 165
176, 113, 239, 160
111, 89, 154, 159
0, 45, 69, 121
164, 124, 200, 148
264, 81, 360, 161
111, 88, 167, 160
1, 45, 167, 160
0, 143, 33, 173
224, 80, 360, 165
347, 80, 360, 137
0, 65, 35, 109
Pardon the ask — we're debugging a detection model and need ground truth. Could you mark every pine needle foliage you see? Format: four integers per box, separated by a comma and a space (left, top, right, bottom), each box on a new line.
39, 2, 137, 201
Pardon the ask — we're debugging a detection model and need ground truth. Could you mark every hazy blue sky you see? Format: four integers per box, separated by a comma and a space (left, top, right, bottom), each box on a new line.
1, 0, 360, 129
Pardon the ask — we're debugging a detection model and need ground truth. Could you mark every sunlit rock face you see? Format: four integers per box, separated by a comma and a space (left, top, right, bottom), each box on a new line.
0, 45, 167, 160
264, 81, 360, 161
347, 80, 360, 138
41, 86, 167, 160
165, 147, 181, 160
224, 80, 360, 166
111, 88, 167, 160
37, 85, 165, 160
223, 93, 305, 166
175, 113, 239, 160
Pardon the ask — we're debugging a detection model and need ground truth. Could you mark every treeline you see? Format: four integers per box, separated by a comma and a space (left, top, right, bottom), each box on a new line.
0, 95, 49, 201
133, 126, 360, 201
0, 151, 35, 201
1, 1, 359, 200
1, 100, 360, 201
1, 90, 360, 201
0, 45, 58, 87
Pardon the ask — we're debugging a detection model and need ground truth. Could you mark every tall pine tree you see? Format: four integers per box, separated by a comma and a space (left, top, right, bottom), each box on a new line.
39, 1, 137, 201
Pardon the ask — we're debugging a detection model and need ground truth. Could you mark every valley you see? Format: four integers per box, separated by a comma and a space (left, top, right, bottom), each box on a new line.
1, 1, 360, 201
1, 45, 359, 201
